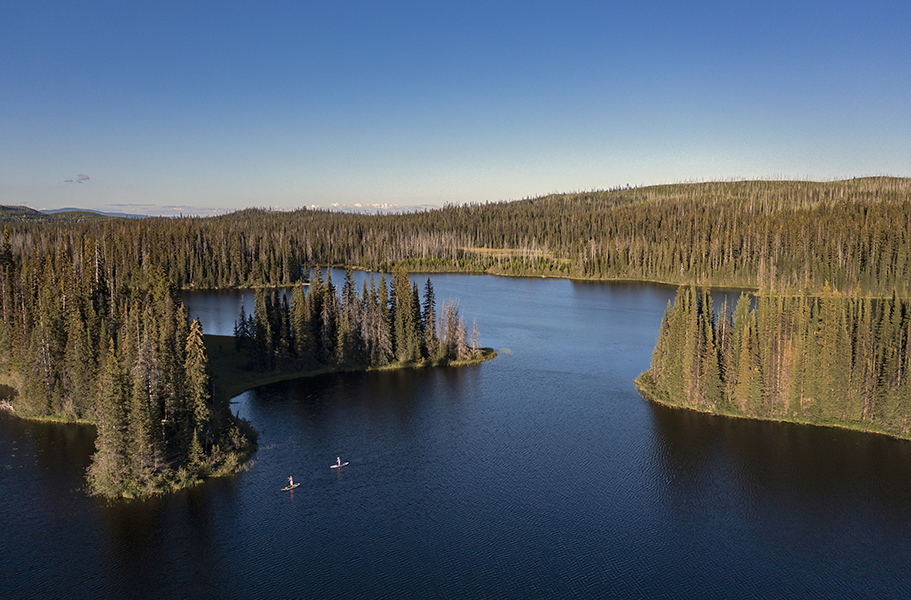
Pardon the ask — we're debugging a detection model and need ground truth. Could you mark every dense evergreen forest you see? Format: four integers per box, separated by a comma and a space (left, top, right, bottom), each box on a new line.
0, 225, 481, 497
2, 175, 910, 489
0, 247, 255, 497
638, 287, 911, 437
3, 177, 909, 294
236, 266, 481, 372
0, 238, 479, 497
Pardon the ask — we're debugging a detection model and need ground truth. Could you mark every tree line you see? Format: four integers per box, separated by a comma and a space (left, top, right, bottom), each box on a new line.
639, 286, 911, 437
2, 177, 909, 295
235, 266, 480, 372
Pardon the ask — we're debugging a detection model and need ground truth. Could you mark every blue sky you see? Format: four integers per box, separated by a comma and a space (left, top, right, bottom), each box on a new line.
2, 1, 909, 216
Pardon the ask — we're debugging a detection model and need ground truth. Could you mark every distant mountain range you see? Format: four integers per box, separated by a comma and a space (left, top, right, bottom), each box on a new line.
0, 203, 435, 223
0, 205, 145, 223
43, 207, 145, 218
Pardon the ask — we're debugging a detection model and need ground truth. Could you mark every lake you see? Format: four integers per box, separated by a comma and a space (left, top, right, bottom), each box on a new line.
3, 273, 911, 599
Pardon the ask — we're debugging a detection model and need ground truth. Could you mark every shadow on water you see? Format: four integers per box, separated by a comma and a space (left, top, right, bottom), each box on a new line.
7, 276, 911, 599
247, 365, 478, 428
0, 409, 96, 496
648, 402, 911, 506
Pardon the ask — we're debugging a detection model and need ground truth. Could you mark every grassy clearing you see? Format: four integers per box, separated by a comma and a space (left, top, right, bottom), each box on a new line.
464, 246, 557, 258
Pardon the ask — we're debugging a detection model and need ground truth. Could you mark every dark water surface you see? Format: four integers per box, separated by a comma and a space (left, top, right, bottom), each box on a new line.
4, 274, 911, 599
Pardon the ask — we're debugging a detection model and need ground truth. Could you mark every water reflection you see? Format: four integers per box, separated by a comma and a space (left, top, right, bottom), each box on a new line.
246, 365, 479, 437
5, 275, 911, 599
649, 402, 911, 507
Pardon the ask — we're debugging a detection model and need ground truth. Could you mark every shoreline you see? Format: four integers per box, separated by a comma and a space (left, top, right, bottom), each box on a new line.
634, 371, 910, 443
204, 333, 496, 405
0, 337, 494, 500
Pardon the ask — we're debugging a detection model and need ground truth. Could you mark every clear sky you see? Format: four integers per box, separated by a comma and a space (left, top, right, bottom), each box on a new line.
2, 1, 909, 216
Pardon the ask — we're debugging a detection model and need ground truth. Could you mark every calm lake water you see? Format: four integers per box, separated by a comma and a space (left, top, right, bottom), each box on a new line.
4, 274, 911, 599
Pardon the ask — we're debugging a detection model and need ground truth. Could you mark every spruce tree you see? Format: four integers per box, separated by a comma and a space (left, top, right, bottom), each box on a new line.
411, 282, 424, 360
699, 290, 723, 410
422, 278, 439, 359
291, 281, 315, 367
319, 270, 338, 364
234, 303, 250, 349
184, 319, 212, 446
253, 289, 273, 370
392, 266, 411, 362
88, 340, 130, 495
64, 302, 96, 418
377, 274, 392, 364
130, 329, 162, 483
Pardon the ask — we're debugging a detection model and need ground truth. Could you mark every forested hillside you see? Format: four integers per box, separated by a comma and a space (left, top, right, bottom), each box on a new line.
3, 177, 909, 294
0, 205, 112, 223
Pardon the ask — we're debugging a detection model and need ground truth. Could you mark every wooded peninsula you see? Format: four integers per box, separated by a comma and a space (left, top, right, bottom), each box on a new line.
2, 176, 909, 495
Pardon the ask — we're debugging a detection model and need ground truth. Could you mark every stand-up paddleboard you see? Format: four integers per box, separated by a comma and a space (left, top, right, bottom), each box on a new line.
282, 483, 301, 491
331, 458, 349, 469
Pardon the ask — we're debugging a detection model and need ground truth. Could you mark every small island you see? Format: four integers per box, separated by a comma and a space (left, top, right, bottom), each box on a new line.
207, 265, 496, 407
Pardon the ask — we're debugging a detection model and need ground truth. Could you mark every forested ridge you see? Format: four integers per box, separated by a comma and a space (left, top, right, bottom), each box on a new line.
3, 177, 909, 294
